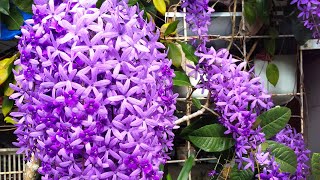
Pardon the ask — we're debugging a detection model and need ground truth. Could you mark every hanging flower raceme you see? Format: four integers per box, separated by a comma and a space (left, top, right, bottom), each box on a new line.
274, 125, 310, 179
11, 0, 177, 179
191, 47, 273, 170
181, 0, 214, 37
291, 0, 320, 38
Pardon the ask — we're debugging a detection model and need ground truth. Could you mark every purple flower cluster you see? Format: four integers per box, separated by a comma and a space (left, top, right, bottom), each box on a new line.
191, 47, 273, 170
274, 125, 310, 179
11, 0, 177, 179
181, 0, 214, 37
291, 0, 320, 38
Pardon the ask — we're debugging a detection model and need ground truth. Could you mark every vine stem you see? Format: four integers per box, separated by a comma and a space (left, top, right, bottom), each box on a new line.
174, 93, 219, 125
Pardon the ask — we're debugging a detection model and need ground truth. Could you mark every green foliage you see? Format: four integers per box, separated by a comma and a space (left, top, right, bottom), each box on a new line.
312, 153, 320, 180
4, 116, 16, 124
244, 2, 256, 25
262, 141, 297, 175
188, 124, 235, 152
3, 6, 24, 30
164, 20, 179, 36
167, 43, 182, 68
0, 54, 16, 85
2, 96, 13, 116
266, 63, 279, 86
258, 107, 291, 139
192, 98, 202, 109
0, 0, 10, 15
153, 0, 166, 15
177, 155, 194, 180
229, 164, 254, 180
11, 0, 33, 13
173, 71, 191, 86
178, 42, 199, 64
180, 117, 216, 138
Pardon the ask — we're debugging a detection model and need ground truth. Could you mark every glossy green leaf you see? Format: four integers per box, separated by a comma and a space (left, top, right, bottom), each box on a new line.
167, 43, 182, 68
180, 117, 216, 138
261, 141, 297, 175
3, 7, 24, 30
264, 39, 276, 57
0, 0, 10, 15
128, 0, 139, 6
244, 2, 256, 25
259, 107, 291, 139
173, 71, 191, 86
153, 0, 166, 15
164, 20, 179, 36
2, 96, 13, 116
4, 116, 16, 124
312, 153, 320, 179
177, 155, 194, 180
192, 98, 202, 109
178, 42, 198, 64
266, 63, 279, 86
11, 0, 33, 13
189, 124, 235, 152
229, 165, 254, 180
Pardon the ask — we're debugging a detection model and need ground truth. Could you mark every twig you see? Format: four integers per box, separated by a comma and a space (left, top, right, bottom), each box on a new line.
175, 93, 218, 124
201, 105, 220, 117
246, 40, 258, 61
227, 0, 238, 50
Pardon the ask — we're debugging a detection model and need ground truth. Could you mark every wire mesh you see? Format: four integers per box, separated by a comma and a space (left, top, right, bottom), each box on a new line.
0, 148, 25, 180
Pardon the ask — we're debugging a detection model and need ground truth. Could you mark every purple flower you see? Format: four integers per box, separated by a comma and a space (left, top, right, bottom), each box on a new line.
208, 170, 217, 177
274, 125, 310, 179
181, 0, 214, 37
291, 0, 320, 38
12, 0, 177, 179
192, 47, 273, 167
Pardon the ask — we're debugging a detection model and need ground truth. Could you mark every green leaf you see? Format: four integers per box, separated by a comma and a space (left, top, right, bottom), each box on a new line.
259, 107, 291, 139
4, 116, 16, 124
244, 2, 256, 25
266, 63, 279, 86
153, 0, 166, 15
3, 7, 24, 30
229, 165, 254, 180
2, 96, 14, 116
0, 0, 10, 15
167, 43, 182, 68
0, 54, 17, 85
177, 155, 194, 180
178, 42, 199, 64
312, 153, 320, 179
96, 0, 105, 8
180, 117, 216, 138
262, 141, 297, 175
11, 0, 33, 13
164, 20, 179, 36
128, 0, 139, 6
264, 39, 276, 57
189, 124, 235, 152
166, 174, 173, 180
3, 73, 15, 96
173, 71, 191, 86
192, 98, 202, 109
256, 0, 270, 24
